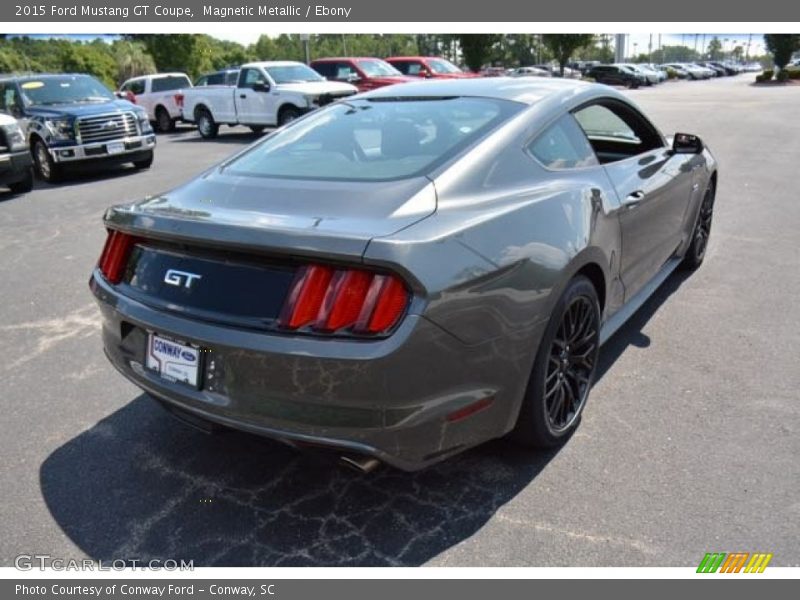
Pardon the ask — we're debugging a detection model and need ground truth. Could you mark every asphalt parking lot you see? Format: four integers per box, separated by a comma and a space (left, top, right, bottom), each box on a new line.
1, 75, 798, 567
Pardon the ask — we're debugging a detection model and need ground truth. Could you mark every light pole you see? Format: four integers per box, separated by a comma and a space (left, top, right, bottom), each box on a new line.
633, 42, 638, 61
299, 33, 310, 64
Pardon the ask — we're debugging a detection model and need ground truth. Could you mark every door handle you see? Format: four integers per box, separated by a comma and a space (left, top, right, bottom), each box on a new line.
624, 190, 645, 208
239, 94, 247, 99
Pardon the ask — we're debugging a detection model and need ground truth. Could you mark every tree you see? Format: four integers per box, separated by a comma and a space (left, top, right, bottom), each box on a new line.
764, 34, 800, 70
542, 34, 594, 76
458, 34, 498, 72
112, 40, 156, 83
707, 37, 723, 60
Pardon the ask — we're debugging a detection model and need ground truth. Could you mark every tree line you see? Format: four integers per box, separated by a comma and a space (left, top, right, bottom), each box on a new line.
0, 33, 785, 89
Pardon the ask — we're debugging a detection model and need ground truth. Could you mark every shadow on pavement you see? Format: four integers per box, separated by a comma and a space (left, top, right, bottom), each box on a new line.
40, 268, 692, 566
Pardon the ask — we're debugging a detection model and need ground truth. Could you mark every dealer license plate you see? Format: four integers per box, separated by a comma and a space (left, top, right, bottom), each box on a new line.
145, 333, 200, 387
106, 141, 125, 155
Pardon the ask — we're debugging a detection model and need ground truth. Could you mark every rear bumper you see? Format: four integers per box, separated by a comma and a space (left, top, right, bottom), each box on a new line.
0, 150, 32, 184
50, 134, 156, 163
90, 270, 539, 470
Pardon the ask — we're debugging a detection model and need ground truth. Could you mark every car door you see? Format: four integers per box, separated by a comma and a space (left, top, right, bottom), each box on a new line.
574, 100, 694, 299
235, 67, 276, 126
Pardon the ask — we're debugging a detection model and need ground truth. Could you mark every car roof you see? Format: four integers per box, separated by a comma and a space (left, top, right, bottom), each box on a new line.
358, 77, 607, 106
312, 57, 387, 62
243, 61, 307, 68
386, 56, 442, 61
0, 73, 93, 82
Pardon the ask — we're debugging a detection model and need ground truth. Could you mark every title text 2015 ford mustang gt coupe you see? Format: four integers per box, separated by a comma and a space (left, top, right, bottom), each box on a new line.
90, 78, 717, 472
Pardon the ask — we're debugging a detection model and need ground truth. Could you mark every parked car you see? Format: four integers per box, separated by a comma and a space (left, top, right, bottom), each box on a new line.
662, 63, 711, 80
534, 64, 581, 78
0, 74, 155, 182
194, 68, 240, 87
90, 78, 717, 472
479, 66, 508, 77
310, 57, 414, 91
119, 73, 192, 132
509, 66, 551, 78
696, 62, 727, 77
635, 64, 667, 83
385, 56, 480, 79
0, 112, 33, 194
617, 63, 659, 85
182, 61, 357, 138
586, 65, 642, 88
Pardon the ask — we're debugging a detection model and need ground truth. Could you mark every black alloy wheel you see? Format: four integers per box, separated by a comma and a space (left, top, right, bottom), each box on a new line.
512, 275, 601, 447
682, 183, 715, 269
543, 295, 598, 433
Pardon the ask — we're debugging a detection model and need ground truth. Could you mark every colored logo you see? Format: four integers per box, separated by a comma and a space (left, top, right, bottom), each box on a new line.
697, 552, 773, 573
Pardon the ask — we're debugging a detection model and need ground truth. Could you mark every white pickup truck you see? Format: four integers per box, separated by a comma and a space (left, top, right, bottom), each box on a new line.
182, 61, 358, 138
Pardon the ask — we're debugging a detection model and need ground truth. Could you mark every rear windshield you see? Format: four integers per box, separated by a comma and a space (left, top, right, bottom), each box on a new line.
151, 75, 191, 92
225, 97, 523, 181
19, 75, 115, 106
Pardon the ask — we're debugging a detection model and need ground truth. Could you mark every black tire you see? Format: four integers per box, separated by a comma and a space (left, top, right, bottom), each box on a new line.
249, 125, 266, 134
512, 275, 601, 448
277, 106, 301, 127
8, 168, 33, 194
195, 107, 219, 139
31, 139, 61, 183
133, 151, 154, 170
681, 181, 716, 270
155, 106, 175, 133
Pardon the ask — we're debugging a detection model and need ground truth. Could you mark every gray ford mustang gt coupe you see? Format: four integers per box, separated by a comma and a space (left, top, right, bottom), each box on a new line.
91, 78, 717, 472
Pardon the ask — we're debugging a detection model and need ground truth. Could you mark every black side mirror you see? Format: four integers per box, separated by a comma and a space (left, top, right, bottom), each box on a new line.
252, 82, 270, 93
672, 132, 704, 154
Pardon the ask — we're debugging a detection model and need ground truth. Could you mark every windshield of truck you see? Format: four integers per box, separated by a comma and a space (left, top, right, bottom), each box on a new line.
265, 65, 326, 84
225, 96, 523, 182
426, 59, 463, 74
356, 60, 403, 77
19, 75, 115, 106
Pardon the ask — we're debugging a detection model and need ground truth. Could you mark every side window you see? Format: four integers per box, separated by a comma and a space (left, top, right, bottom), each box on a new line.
312, 63, 333, 78
125, 80, 145, 95
194, 76, 208, 86
407, 62, 424, 76
239, 68, 266, 89
391, 61, 410, 75
225, 71, 239, 86
527, 114, 598, 170
334, 62, 357, 80
0, 83, 23, 117
573, 101, 663, 162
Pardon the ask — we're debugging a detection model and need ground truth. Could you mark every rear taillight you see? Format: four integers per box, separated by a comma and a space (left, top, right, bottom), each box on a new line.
175, 93, 184, 108
279, 264, 410, 336
97, 230, 138, 284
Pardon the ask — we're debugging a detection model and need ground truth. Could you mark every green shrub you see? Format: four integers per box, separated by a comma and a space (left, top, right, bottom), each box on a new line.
581, 76, 596, 83
776, 69, 790, 82
755, 69, 774, 83
789, 69, 800, 80
666, 68, 678, 79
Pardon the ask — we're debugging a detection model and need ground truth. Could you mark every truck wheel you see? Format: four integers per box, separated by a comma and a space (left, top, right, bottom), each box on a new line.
155, 106, 175, 133
196, 108, 219, 139
249, 125, 266, 134
8, 168, 34, 194
133, 151, 154, 170
32, 139, 61, 183
278, 106, 301, 127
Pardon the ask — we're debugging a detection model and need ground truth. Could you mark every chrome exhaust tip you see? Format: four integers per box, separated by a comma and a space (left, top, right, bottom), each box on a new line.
339, 454, 381, 474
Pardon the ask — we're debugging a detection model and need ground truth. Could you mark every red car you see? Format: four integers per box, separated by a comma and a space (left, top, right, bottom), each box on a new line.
310, 57, 414, 91
385, 56, 480, 79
